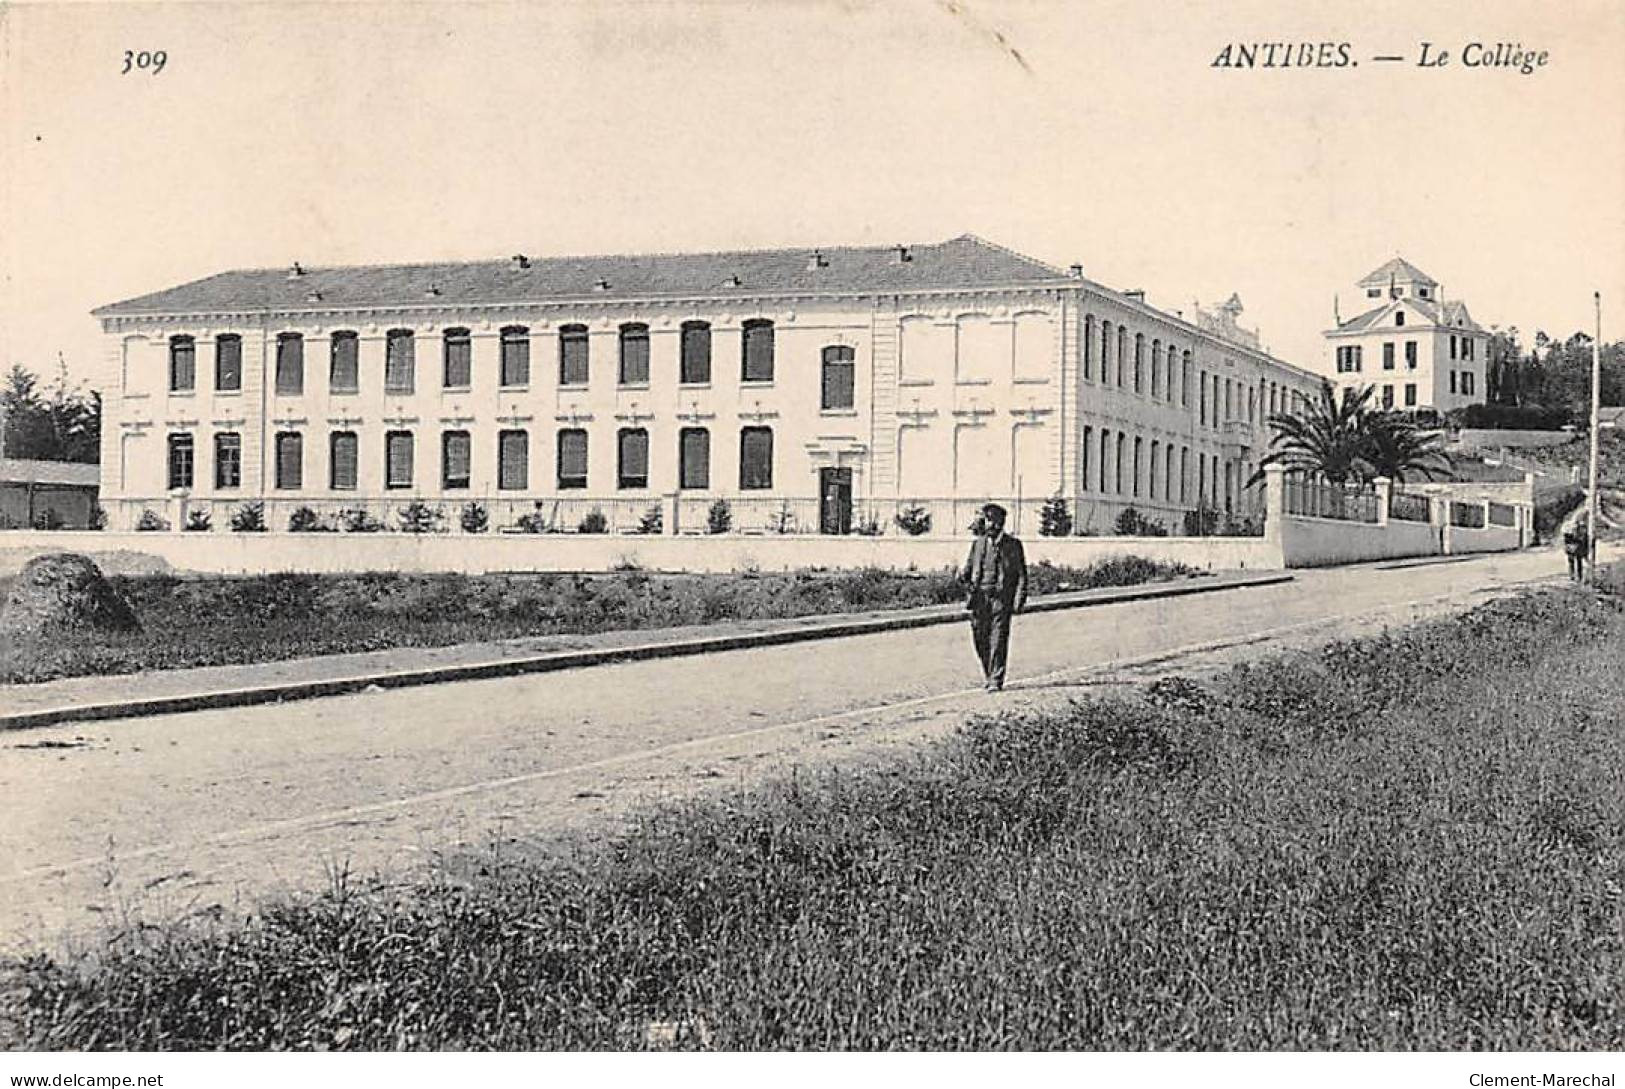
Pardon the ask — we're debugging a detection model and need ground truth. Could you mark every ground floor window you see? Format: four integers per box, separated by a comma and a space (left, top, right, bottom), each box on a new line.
442, 430, 471, 490
498, 430, 528, 491
386, 431, 413, 489
680, 427, 710, 490
275, 432, 303, 490
618, 428, 650, 489
557, 429, 588, 490
330, 431, 358, 490
214, 432, 240, 489
167, 433, 194, 490
740, 426, 773, 490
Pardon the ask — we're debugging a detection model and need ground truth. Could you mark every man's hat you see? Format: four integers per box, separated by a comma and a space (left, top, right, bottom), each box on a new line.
981, 503, 1008, 521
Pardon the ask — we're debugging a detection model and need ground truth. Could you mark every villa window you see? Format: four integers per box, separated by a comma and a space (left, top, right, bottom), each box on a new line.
214, 432, 241, 489
441, 430, 471, 490
443, 328, 472, 389
498, 430, 528, 490
617, 428, 649, 489
385, 330, 415, 394
330, 432, 358, 490
500, 326, 530, 387
275, 333, 304, 396
167, 433, 194, 490
557, 429, 588, 489
275, 432, 303, 489
679, 427, 710, 489
559, 325, 589, 386
385, 431, 413, 489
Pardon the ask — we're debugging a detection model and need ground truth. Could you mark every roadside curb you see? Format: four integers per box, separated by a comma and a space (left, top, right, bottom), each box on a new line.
0, 571, 1293, 731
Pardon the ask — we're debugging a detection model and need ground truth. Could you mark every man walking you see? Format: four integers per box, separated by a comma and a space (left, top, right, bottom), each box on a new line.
960, 502, 1028, 691
1563, 515, 1590, 582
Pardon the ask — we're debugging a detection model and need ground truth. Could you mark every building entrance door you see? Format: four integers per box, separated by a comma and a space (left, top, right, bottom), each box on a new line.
819, 467, 852, 535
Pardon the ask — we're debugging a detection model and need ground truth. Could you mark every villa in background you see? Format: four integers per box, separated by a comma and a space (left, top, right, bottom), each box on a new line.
1322, 258, 1490, 417
92, 236, 1321, 536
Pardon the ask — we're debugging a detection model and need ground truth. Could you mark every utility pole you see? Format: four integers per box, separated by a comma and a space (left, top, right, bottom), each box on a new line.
1587, 292, 1602, 581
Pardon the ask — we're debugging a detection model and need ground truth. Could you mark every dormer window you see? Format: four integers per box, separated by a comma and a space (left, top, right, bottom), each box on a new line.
1394, 312, 1405, 327
1418, 287, 1430, 299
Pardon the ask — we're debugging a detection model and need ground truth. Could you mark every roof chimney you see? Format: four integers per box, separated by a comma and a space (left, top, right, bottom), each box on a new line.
424, 284, 441, 297
511, 254, 530, 270
594, 278, 611, 292
1124, 289, 1146, 302
722, 274, 743, 288
1068, 264, 1084, 278
286, 262, 305, 280
807, 250, 828, 271
893, 245, 912, 264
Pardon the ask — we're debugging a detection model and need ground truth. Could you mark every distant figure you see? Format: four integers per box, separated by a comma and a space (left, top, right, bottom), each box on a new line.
1563, 516, 1590, 582
959, 503, 1028, 692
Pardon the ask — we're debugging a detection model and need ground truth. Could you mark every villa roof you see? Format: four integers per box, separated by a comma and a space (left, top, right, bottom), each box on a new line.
94, 235, 1072, 317
1359, 257, 1437, 287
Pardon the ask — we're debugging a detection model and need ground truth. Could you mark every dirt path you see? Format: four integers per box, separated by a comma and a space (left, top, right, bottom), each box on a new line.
0, 547, 1597, 952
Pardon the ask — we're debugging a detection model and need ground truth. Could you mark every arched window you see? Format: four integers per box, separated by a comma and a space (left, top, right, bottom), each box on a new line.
557, 429, 588, 489
169, 335, 196, 393
680, 321, 711, 384
329, 331, 359, 393
1150, 339, 1161, 398
500, 326, 530, 387
275, 333, 304, 396
559, 324, 589, 386
1082, 315, 1096, 380
215, 334, 242, 392
1134, 333, 1145, 393
443, 328, 472, 389
679, 427, 710, 490
821, 345, 856, 410
742, 319, 775, 382
619, 323, 650, 386
385, 329, 415, 393
617, 428, 650, 489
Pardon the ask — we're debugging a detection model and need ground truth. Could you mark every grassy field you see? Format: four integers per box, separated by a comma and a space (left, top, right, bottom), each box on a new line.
0, 557, 1190, 684
6, 565, 1623, 1050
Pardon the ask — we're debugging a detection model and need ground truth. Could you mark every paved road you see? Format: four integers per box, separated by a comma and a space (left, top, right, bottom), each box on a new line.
0, 547, 1593, 949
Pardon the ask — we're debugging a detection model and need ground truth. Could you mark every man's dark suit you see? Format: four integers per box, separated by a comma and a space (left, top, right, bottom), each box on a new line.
960, 530, 1028, 690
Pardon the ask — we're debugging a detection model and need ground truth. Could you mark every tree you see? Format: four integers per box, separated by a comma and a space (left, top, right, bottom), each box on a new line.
1, 362, 100, 462
1361, 412, 1451, 482
1253, 380, 1375, 484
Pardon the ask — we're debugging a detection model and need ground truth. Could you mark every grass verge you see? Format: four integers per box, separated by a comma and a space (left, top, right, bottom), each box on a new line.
0, 556, 1191, 684
7, 565, 1624, 1050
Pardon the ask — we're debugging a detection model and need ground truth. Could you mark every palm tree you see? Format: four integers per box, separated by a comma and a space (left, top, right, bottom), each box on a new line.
1360, 411, 1452, 482
1251, 380, 1374, 485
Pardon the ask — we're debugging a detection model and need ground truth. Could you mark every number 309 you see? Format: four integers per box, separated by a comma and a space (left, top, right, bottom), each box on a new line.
121, 50, 167, 74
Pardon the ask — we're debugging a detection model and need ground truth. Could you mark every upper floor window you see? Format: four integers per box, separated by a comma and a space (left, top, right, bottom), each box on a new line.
329, 331, 359, 393
619, 323, 650, 386
680, 321, 712, 384
168, 336, 196, 393
821, 345, 856, 410
443, 328, 472, 389
557, 428, 588, 489
275, 333, 304, 396
500, 326, 530, 387
214, 432, 241, 489
1150, 340, 1161, 398
1418, 287, 1431, 299
1082, 316, 1096, 381
385, 430, 414, 489
498, 429, 529, 490
1133, 334, 1144, 393
679, 427, 710, 490
1405, 341, 1417, 369
742, 319, 775, 382
740, 426, 773, 489
617, 428, 650, 489
559, 324, 589, 386
167, 432, 194, 489
385, 330, 415, 394
441, 430, 471, 489
214, 334, 241, 392
274, 431, 303, 489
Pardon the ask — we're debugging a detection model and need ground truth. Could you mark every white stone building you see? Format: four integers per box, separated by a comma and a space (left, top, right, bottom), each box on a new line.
93, 236, 1322, 536
1322, 258, 1490, 416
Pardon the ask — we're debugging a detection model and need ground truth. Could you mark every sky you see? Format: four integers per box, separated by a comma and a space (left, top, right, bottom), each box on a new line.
2, 0, 1622, 390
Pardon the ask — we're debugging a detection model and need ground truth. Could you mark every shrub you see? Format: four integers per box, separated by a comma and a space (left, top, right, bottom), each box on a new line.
87, 505, 107, 531
853, 514, 883, 537
637, 504, 664, 535
1451, 402, 1572, 431
287, 506, 327, 533
230, 502, 267, 533
338, 507, 386, 533
1114, 505, 1164, 537
1038, 495, 1073, 537
577, 509, 608, 534
1182, 503, 1220, 537
183, 509, 212, 533
516, 504, 552, 534
460, 502, 490, 534
32, 507, 67, 531
134, 509, 169, 532
895, 505, 933, 536
767, 502, 799, 535
397, 501, 445, 535
707, 499, 733, 535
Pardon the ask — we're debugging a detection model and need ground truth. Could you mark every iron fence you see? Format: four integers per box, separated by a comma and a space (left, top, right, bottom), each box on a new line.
1281, 477, 1380, 524
1389, 491, 1432, 523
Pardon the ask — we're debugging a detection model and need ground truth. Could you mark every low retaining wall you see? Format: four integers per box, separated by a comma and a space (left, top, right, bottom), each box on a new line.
1445, 522, 1522, 555
0, 530, 1282, 577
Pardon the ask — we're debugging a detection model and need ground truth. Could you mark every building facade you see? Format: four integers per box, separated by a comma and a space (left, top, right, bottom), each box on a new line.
93, 236, 1322, 536
1322, 258, 1489, 416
